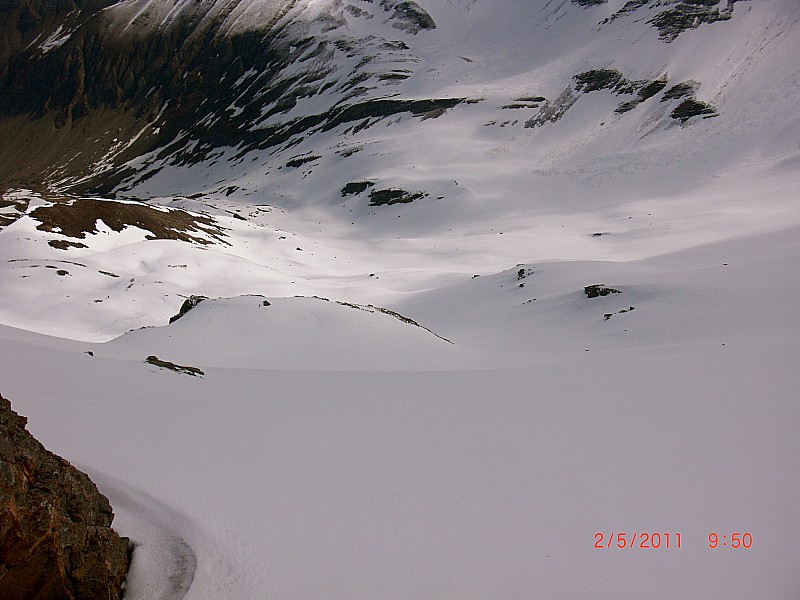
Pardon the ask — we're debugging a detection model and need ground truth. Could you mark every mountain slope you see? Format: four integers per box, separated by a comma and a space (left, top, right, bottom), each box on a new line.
1, 0, 798, 340
1, 2, 799, 598
1, 0, 798, 200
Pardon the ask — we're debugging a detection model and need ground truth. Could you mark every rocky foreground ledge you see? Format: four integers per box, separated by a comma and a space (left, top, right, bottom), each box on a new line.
0, 393, 129, 599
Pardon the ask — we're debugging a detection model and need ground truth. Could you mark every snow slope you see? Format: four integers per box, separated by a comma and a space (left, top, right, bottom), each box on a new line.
2, 220, 799, 598
1, 0, 799, 598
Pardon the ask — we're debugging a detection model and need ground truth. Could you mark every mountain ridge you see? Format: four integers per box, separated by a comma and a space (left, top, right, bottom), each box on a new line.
1, 0, 794, 198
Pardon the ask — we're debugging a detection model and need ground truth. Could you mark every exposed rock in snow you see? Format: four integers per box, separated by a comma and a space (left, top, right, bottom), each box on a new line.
0, 392, 129, 599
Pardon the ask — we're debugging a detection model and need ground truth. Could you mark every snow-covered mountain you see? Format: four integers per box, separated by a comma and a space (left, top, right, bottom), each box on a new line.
1, 1, 799, 598
3, 0, 798, 200
2, 0, 798, 338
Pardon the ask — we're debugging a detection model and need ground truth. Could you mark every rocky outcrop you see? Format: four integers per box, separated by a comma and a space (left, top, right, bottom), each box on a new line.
599, 0, 746, 41
584, 284, 622, 298
525, 69, 716, 128
169, 294, 209, 324
649, 0, 740, 42
0, 393, 129, 600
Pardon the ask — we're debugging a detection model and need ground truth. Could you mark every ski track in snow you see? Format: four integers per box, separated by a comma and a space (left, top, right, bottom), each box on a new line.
89, 472, 198, 600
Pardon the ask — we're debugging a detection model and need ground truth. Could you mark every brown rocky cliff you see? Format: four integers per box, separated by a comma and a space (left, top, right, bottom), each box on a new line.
0, 393, 129, 599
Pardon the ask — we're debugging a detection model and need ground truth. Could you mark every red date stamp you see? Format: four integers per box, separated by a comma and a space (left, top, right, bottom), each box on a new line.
708, 532, 752, 548
594, 532, 681, 549
594, 531, 754, 549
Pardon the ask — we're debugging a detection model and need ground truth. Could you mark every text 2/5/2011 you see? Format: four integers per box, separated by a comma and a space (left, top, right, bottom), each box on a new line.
594, 532, 681, 549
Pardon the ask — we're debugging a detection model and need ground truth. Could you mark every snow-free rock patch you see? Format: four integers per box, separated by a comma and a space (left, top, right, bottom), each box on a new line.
0, 393, 129, 599
145, 356, 205, 377
584, 284, 621, 298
